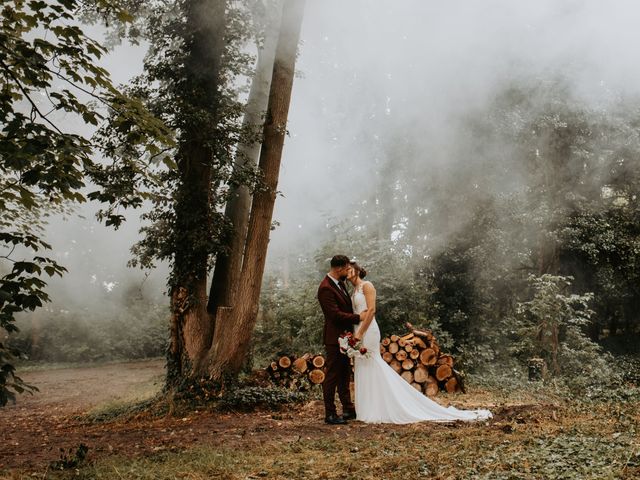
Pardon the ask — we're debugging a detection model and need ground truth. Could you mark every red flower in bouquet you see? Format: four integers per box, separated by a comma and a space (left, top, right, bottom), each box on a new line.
338, 332, 371, 359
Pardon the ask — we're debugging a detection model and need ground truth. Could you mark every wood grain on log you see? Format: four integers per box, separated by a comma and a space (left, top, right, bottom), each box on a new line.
420, 348, 437, 366
292, 356, 308, 374
395, 350, 408, 361
437, 354, 454, 367
312, 355, 325, 368
413, 337, 427, 349
444, 377, 459, 393
382, 351, 394, 363
409, 349, 420, 360
308, 369, 325, 384
413, 365, 429, 384
401, 370, 414, 384
436, 364, 452, 381
390, 360, 402, 374
278, 356, 292, 369
388, 342, 399, 354
401, 359, 414, 370
425, 376, 438, 396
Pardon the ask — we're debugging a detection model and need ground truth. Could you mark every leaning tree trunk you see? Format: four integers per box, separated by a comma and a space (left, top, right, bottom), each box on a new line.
207, 2, 283, 318
206, 0, 306, 383
167, 0, 227, 388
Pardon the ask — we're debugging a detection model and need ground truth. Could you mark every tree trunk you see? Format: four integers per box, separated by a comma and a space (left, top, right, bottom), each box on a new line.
207, 2, 283, 317
205, 0, 306, 383
167, 0, 227, 388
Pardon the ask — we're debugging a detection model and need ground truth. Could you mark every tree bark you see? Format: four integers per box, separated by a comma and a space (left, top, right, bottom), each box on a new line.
167, 0, 227, 388
207, 2, 283, 317
206, 0, 306, 383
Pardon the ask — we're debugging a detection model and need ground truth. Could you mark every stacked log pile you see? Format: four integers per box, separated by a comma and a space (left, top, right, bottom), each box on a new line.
379, 323, 466, 396
265, 352, 326, 391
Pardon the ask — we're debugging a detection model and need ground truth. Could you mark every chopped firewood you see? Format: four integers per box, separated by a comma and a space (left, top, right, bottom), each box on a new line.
398, 338, 407, 347
401, 359, 414, 370
413, 365, 429, 384
308, 369, 325, 384
401, 370, 414, 383
292, 356, 309, 374
312, 355, 325, 368
419, 348, 437, 366
425, 376, 439, 396
435, 364, 452, 382
381, 337, 391, 347
404, 322, 433, 340
388, 342, 399, 354
411, 382, 422, 392
437, 354, 454, 367
400, 332, 415, 341
395, 350, 408, 362
404, 344, 414, 353
409, 349, 420, 360
390, 334, 400, 342
413, 337, 427, 349
390, 360, 402, 374
382, 351, 394, 363
444, 377, 460, 393
278, 356, 292, 369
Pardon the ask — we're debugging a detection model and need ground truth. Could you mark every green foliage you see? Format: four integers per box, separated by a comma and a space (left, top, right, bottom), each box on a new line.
509, 275, 620, 395
9, 298, 167, 364
1, 0, 170, 404
217, 385, 308, 412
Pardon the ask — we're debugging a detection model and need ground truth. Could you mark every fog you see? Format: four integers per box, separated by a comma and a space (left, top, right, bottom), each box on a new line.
272, 0, 640, 256
34, 0, 640, 310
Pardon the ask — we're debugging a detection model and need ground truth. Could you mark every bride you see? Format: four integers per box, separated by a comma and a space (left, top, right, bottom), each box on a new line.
347, 262, 492, 424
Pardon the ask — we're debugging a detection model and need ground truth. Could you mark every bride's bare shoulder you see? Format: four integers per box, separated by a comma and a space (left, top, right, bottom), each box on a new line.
362, 280, 376, 290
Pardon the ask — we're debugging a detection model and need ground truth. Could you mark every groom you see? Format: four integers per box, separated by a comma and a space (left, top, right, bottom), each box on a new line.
317, 254, 367, 424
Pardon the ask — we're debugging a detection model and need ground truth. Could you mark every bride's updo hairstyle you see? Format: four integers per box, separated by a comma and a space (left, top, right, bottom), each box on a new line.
350, 261, 367, 279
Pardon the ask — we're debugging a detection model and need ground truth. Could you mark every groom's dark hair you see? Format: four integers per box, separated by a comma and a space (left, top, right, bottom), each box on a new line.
330, 255, 350, 268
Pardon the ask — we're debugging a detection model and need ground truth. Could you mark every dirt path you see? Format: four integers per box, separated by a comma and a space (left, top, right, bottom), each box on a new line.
0, 360, 520, 476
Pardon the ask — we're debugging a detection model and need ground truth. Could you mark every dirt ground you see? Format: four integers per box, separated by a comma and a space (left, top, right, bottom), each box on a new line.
0, 359, 530, 476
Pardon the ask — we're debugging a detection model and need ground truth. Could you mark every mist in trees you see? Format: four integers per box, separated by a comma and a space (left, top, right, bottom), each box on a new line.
4, 0, 640, 403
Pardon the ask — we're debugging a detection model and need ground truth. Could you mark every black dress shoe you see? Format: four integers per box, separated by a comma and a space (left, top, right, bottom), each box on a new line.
324, 414, 347, 425
342, 410, 357, 421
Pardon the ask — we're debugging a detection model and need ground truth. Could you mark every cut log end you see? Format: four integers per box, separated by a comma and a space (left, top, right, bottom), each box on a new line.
400, 370, 414, 384
435, 364, 452, 382
444, 377, 460, 393
278, 356, 292, 369
312, 355, 325, 368
308, 369, 325, 384
419, 348, 437, 366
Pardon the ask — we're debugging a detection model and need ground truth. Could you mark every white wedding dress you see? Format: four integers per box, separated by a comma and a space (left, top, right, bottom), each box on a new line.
352, 282, 492, 424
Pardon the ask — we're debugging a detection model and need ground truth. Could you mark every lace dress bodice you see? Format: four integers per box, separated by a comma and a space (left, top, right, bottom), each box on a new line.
351, 282, 369, 315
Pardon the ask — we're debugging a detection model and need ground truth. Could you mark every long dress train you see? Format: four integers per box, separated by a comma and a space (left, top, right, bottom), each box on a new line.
352, 282, 492, 424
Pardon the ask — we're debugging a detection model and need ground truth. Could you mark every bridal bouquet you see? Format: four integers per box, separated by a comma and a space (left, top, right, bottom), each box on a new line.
338, 332, 371, 359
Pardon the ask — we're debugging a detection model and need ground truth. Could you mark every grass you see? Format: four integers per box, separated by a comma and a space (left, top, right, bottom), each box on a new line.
16, 386, 639, 480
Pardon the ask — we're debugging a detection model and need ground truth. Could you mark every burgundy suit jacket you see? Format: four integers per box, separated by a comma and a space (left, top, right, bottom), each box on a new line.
317, 275, 360, 346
